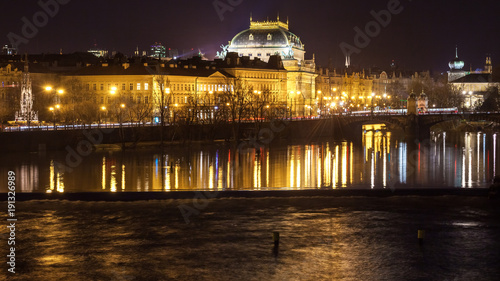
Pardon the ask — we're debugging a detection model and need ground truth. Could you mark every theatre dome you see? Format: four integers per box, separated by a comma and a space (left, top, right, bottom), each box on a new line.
227, 17, 305, 62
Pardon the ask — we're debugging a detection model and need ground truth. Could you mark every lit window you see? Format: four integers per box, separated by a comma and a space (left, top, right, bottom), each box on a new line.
145, 83, 149, 90
249, 34, 254, 41
137, 83, 141, 91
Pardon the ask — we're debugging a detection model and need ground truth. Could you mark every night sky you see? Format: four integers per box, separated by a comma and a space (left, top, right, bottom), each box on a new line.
1, 0, 499, 72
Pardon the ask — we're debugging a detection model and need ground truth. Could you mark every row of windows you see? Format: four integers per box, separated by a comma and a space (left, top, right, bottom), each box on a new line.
94, 94, 193, 105
247, 53, 272, 57
248, 34, 273, 41
86, 82, 150, 92
243, 73, 284, 79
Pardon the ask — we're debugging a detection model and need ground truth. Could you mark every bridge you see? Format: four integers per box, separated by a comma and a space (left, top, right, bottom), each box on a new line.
334, 112, 500, 139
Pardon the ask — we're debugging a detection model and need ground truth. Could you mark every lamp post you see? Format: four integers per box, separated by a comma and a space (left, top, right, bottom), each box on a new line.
100, 106, 107, 128
49, 107, 55, 130
49, 104, 60, 130
45, 86, 65, 125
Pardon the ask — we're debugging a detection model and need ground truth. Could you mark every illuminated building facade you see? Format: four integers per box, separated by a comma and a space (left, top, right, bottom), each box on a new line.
226, 16, 317, 115
448, 50, 499, 109
88, 48, 108, 58
2, 45, 17, 55
150, 43, 167, 59
61, 56, 286, 121
315, 68, 419, 112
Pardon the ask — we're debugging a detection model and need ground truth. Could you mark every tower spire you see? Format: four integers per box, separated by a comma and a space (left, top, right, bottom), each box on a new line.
277, 12, 280, 22
345, 55, 350, 69
250, 13, 252, 23
455, 45, 458, 58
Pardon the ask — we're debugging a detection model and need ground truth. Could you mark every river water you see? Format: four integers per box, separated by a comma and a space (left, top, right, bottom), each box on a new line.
0, 124, 498, 193
1, 197, 499, 280
2, 125, 500, 280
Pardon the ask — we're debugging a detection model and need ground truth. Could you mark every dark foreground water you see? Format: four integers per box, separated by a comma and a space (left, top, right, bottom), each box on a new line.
2, 196, 500, 280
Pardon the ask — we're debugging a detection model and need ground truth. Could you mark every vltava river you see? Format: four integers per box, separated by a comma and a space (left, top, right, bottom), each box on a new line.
1, 124, 498, 192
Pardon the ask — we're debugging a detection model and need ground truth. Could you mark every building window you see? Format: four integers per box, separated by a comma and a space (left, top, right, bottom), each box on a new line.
266, 53, 271, 57
86, 84, 90, 91
145, 96, 149, 103
100, 96, 104, 103
122, 84, 126, 90
137, 96, 141, 103
137, 83, 141, 91
257, 53, 262, 57
129, 83, 133, 91
249, 34, 254, 41
92, 84, 97, 90
100, 84, 104, 90
144, 83, 149, 91
267, 33, 272, 40
249, 54, 253, 57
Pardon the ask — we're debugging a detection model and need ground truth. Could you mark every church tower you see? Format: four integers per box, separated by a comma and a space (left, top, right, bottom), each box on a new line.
485, 55, 492, 74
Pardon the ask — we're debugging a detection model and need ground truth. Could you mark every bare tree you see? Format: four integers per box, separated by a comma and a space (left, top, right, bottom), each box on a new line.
219, 77, 253, 141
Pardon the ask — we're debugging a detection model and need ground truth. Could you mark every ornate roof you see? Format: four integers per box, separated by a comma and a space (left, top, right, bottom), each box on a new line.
449, 47, 464, 70
229, 19, 304, 50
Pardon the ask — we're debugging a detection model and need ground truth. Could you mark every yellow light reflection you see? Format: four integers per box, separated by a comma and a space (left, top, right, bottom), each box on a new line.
121, 164, 126, 191
102, 157, 106, 190
266, 150, 270, 187
210, 162, 215, 190
342, 142, 347, 188
110, 165, 117, 192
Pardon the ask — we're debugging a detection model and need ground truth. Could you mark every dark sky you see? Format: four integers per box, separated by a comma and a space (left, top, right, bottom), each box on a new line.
1, 0, 499, 72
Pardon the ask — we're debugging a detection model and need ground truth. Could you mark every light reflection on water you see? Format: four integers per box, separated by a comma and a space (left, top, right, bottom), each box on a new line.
1, 125, 498, 192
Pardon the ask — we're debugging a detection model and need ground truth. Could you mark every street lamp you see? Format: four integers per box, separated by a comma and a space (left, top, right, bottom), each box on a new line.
45, 86, 64, 104
100, 106, 107, 127
49, 105, 60, 130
